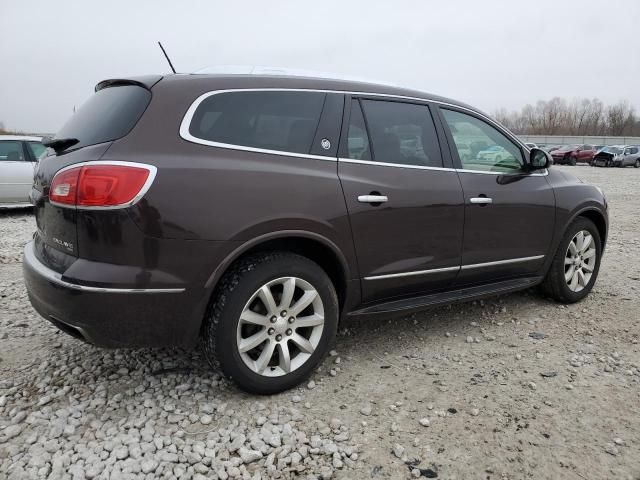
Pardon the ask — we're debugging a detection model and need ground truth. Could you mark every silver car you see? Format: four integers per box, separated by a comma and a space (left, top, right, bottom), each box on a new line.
0, 135, 43, 208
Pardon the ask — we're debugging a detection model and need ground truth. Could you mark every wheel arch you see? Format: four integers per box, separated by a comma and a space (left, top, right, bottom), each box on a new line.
205, 231, 352, 311
570, 207, 608, 249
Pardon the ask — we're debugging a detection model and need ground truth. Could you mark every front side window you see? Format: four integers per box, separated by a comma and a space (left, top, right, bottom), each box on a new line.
359, 100, 442, 167
188, 91, 326, 155
441, 109, 523, 173
0, 141, 25, 161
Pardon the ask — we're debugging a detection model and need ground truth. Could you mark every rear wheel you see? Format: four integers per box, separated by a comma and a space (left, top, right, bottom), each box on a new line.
541, 218, 602, 303
634, 159, 639, 168
202, 252, 338, 394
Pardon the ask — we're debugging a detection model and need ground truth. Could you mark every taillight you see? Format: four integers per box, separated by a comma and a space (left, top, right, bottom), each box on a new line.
49, 162, 156, 208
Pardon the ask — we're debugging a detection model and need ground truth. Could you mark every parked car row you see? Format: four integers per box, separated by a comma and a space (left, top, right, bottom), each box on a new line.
591, 145, 640, 168
525, 142, 640, 168
0, 135, 45, 208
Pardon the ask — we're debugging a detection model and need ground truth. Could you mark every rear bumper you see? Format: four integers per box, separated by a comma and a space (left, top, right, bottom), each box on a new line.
22, 241, 206, 348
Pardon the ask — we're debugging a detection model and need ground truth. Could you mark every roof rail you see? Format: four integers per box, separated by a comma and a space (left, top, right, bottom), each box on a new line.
193, 65, 398, 87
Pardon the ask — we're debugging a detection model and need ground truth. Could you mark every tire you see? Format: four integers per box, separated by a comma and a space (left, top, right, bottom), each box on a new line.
635, 159, 639, 168
541, 217, 602, 303
202, 252, 338, 394
570, 157, 577, 166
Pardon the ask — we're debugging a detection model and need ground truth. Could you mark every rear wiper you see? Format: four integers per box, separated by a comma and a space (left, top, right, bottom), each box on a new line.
42, 137, 79, 154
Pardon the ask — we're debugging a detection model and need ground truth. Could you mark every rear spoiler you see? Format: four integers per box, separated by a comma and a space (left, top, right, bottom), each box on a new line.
95, 75, 163, 92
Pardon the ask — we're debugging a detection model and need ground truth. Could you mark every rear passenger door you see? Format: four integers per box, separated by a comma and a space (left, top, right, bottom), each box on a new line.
338, 97, 464, 304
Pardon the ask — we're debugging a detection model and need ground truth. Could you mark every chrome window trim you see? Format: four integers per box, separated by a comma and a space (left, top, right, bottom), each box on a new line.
179, 88, 531, 160
339, 158, 456, 172
339, 157, 548, 176
24, 242, 185, 293
364, 255, 544, 280
49, 161, 158, 210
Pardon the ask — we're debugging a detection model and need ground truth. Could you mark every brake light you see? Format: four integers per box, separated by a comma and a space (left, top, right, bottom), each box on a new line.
49, 162, 156, 208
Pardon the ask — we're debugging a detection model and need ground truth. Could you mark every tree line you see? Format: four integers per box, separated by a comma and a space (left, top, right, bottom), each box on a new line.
493, 98, 640, 136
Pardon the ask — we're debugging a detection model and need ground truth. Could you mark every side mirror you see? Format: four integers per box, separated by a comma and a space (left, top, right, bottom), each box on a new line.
528, 148, 550, 170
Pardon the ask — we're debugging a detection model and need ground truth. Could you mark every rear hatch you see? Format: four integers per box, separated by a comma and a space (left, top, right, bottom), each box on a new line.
32, 77, 159, 268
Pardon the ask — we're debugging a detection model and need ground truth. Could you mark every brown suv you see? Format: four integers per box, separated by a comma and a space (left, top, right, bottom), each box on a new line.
23, 73, 608, 393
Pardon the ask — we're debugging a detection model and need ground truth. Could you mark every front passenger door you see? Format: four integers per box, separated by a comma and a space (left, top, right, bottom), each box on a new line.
438, 107, 555, 286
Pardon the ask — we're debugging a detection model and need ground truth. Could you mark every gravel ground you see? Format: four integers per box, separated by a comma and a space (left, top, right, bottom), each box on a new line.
1, 166, 639, 480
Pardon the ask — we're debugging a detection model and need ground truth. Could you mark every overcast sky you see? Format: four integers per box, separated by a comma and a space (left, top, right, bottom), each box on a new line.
2, 0, 639, 133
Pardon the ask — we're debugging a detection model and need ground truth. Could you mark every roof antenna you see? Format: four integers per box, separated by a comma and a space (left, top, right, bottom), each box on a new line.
158, 41, 177, 74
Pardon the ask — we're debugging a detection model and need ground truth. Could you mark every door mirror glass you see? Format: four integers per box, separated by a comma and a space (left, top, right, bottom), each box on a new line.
529, 148, 550, 169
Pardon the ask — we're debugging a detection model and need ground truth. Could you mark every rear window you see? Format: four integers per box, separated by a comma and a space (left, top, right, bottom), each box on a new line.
54, 85, 151, 150
187, 91, 326, 155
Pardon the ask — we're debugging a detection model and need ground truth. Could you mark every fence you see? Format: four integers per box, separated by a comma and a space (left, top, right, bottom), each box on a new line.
518, 135, 640, 146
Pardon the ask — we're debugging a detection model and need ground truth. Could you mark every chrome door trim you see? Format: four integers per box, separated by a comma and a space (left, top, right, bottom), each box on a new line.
460, 255, 545, 270
24, 243, 185, 294
363, 255, 545, 280
364, 265, 460, 281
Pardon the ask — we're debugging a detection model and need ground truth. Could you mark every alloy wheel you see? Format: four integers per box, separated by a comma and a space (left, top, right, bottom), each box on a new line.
564, 230, 597, 292
236, 277, 325, 377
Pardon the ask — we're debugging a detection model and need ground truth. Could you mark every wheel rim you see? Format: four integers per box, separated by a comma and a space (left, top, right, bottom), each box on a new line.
564, 230, 597, 293
236, 277, 325, 377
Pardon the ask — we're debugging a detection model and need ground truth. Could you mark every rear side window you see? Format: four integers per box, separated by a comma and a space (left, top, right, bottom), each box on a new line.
360, 100, 443, 167
188, 91, 326, 155
0, 141, 25, 161
55, 85, 151, 151
28, 142, 46, 159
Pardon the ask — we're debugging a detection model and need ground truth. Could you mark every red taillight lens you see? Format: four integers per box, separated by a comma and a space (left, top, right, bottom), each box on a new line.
49, 163, 153, 208
49, 168, 80, 206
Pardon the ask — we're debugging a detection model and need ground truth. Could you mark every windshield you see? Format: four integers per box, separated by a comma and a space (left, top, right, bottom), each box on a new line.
55, 85, 151, 151
602, 147, 621, 154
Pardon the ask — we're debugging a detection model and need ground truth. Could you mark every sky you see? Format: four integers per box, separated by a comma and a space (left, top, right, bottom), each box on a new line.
1, 0, 639, 133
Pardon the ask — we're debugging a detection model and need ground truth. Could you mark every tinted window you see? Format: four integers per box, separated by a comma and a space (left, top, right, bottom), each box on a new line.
189, 91, 326, 155
55, 85, 151, 151
346, 100, 371, 161
0, 141, 25, 161
361, 100, 442, 167
441, 109, 523, 173
28, 142, 46, 159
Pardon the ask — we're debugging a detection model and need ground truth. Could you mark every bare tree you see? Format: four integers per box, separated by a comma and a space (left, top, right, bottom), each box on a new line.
492, 98, 640, 136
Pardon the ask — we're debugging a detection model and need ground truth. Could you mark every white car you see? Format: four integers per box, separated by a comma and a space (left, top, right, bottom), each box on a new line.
0, 135, 43, 208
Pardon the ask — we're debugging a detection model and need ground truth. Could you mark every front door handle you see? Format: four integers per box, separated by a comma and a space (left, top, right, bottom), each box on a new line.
358, 194, 388, 204
470, 197, 493, 205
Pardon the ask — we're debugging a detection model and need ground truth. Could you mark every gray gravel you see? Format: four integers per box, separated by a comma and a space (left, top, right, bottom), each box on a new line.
1, 166, 639, 479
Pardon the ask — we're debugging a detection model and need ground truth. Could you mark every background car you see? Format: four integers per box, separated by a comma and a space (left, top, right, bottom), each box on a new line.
0, 135, 43, 208
613, 145, 640, 167
551, 144, 596, 165
525, 142, 538, 149
477, 145, 512, 162
591, 146, 624, 167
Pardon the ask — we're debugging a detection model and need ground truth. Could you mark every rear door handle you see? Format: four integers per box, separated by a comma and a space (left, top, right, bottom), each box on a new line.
358, 195, 388, 204
470, 197, 493, 205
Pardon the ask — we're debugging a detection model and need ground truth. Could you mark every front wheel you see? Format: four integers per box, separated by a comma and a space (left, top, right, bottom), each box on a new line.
202, 252, 338, 394
541, 218, 602, 303
634, 159, 639, 168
